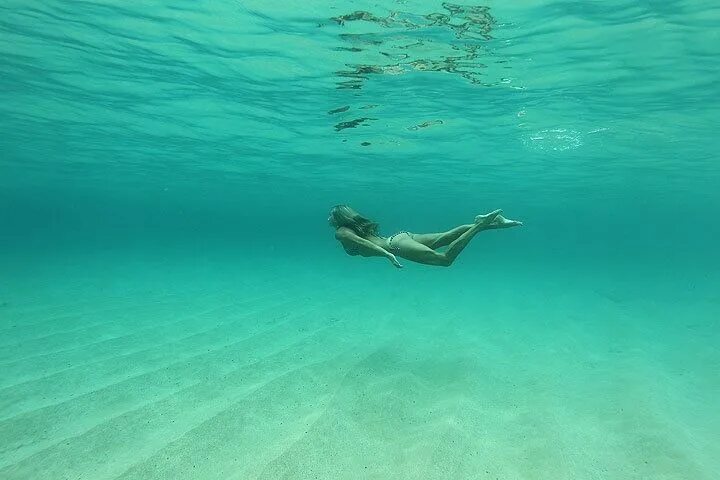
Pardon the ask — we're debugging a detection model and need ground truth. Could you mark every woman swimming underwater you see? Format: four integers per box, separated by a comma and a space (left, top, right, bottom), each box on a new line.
328, 205, 522, 268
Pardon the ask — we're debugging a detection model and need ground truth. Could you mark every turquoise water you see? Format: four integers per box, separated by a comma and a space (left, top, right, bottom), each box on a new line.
1, 1, 719, 479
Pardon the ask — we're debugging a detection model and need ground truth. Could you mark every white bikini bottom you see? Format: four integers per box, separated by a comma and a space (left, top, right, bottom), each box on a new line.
387, 231, 414, 252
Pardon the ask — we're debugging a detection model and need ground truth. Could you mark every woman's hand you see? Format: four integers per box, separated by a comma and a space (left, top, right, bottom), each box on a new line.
388, 253, 403, 269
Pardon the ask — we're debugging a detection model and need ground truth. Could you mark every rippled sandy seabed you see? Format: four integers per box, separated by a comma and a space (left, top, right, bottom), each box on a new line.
2, 247, 718, 479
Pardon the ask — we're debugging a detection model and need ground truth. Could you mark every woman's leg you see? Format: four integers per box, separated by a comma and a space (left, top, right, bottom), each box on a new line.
413, 213, 522, 249
397, 210, 503, 267
442, 211, 501, 264
412, 224, 473, 249
477, 214, 523, 229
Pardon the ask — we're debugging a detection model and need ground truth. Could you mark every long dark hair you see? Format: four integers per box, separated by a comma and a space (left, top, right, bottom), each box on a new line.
328, 205, 379, 237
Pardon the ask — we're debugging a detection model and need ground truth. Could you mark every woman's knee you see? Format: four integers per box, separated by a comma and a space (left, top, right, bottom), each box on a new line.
428, 235, 446, 249
428, 252, 451, 267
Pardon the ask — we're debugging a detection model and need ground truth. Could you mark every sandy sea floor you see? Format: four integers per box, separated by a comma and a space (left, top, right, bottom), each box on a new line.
1, 248, 718, 479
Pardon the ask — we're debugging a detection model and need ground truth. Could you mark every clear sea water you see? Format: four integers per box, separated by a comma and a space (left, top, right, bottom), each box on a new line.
1, 1, 719, 479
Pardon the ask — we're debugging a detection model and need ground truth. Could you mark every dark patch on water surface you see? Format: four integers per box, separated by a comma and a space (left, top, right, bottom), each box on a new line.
408, 119, 444, 131
332, 46, 363, 52
328, 105, 350, 115
335, 64, 386, 90
331, 11, 395, 27
334, 117, 374, 131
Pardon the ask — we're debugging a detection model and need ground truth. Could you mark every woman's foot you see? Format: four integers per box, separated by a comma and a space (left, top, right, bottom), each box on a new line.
479, 213, 522, 229
474, 209, 503, 227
